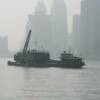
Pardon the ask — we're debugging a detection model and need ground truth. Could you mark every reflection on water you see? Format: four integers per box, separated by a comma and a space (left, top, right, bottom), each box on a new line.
0, 60, 100, 100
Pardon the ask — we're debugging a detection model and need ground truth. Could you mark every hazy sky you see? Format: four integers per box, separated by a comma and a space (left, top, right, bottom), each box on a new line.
0, 0, 80, 50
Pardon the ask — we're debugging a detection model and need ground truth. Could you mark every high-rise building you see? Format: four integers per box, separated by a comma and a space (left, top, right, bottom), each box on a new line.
26, 1, 52, 52
72, 15, 80, 55
51, 0, 68, 57
79, 0, 89, 57
79, 0, 100, 58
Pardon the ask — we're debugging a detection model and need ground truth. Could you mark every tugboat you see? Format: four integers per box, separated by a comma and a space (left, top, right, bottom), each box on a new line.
8, 30, 85, 68
59, 51, 85, 68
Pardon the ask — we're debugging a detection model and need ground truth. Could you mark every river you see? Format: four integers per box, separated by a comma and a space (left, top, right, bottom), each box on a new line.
0, 59, 100, 100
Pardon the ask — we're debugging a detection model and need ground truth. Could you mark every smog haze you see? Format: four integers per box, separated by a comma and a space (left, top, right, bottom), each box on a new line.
0, 0, 80, 51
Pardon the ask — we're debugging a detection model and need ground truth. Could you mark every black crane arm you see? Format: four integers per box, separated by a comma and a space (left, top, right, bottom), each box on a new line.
23, 30, 32, 53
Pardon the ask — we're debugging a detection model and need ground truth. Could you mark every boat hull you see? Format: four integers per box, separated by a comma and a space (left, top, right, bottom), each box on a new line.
8, 60, 85, 69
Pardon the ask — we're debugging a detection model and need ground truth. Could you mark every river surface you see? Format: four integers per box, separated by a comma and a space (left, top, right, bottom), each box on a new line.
0, 59, 100, 100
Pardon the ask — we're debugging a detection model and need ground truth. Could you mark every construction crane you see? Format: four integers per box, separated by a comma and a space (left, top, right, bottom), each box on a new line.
23, 30, 32, 53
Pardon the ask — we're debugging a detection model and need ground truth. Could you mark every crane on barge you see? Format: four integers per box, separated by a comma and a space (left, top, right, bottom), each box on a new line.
8, 30, 50, 67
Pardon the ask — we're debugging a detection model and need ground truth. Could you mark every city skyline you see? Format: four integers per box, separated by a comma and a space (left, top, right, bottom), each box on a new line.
0, 0, 100, 59
0, 0, 80, 51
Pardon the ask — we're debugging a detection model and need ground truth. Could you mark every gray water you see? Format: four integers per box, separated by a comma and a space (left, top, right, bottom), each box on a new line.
0, 59, 100, 100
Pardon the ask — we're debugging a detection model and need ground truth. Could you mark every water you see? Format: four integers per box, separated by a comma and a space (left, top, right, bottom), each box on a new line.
0, 59, 100, 100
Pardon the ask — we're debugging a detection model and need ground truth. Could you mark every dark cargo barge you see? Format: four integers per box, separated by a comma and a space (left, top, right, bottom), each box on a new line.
8, 30, 85, 68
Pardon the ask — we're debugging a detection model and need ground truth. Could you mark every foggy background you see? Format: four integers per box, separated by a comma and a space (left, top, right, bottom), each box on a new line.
0, 0, 80, 51
0, 0, 100, 59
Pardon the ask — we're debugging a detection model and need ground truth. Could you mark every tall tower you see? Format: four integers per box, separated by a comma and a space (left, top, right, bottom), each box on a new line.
79, 0, 100, 58
26, 1, 52, 51
51, 0, 68, 57
72, 15, 80, 55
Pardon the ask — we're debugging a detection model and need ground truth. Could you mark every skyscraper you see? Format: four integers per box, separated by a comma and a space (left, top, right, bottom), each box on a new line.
79, 0, 100, 58
72, 15, 80, 55
51, 0, 68, 56
26, 1, 52, 51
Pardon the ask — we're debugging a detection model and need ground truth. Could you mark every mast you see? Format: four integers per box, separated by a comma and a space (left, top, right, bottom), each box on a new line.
23, 30, 32, 53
